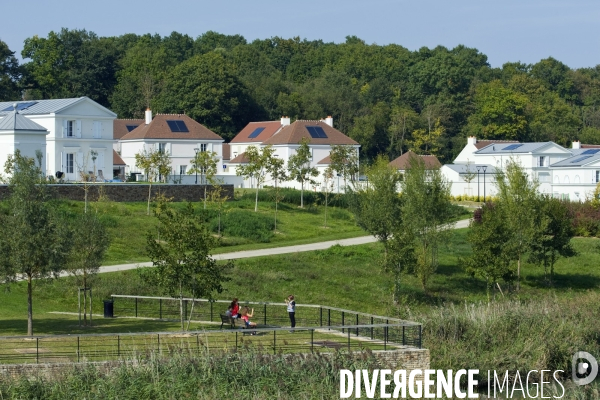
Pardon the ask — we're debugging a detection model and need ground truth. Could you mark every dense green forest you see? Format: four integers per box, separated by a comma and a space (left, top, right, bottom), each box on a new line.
1, 28, 600, 162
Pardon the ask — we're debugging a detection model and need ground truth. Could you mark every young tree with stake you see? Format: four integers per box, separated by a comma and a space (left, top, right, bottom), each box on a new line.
288, 137, 319, 208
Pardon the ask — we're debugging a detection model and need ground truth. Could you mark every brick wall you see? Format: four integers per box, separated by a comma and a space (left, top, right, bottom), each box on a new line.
0, 184, 234, 202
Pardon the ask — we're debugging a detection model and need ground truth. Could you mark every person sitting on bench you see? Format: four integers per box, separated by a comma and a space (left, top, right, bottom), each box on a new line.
240, 306, 257, 328
230, 298, 241, 318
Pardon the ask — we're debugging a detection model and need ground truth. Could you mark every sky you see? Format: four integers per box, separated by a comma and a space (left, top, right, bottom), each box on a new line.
2, 0, 599, 69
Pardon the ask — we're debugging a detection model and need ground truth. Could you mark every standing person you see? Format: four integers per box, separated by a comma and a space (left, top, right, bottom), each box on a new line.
285, 295, 296, 331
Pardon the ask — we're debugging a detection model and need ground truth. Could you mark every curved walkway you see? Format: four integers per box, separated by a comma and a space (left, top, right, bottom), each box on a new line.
94, 219, 470, 275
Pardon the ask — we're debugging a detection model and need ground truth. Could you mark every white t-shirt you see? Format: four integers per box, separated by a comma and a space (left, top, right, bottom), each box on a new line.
287, 300, 296, 313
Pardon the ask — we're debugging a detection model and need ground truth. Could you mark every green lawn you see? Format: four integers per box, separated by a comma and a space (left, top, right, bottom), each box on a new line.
2, 228, 600, 336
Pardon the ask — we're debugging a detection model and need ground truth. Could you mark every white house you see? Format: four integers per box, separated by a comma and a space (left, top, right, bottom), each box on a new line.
119, 110, 243, 185
227, 117, 359, 190
443, 136, 598, 201
0, 109, 49, 175
0, 97, 117, 181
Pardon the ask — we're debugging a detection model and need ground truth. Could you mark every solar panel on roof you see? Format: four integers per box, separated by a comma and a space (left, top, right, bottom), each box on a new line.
570, 155, 592, 164
581, 149, 600, 155
248, 127, 265, 138
307, 126, 327, 138
166, 120, 189, 132
1, 102, 38, 112
503, 144, 523, 151
126, 124, 139, 132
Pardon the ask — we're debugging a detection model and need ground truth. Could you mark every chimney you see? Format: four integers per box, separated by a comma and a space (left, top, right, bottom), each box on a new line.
281, 116, 291, 126
572, 140, 581, 149
145, 108, 152, 125
324, 116, 333, 127
467, 136, 477, 145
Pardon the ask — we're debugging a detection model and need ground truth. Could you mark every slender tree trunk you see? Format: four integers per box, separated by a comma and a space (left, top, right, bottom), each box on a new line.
255, 184, 259, 212
517, 255, 521, 291
147, 182, 152, 215
186, 298, 196, 331
324, 192, 328, 228
179, 283, 184, 330
204, 185, 207, 210
301, 182, 304, 208
83, 275, 88, 326
84, 189, 88, 214
27, 275, 33, 336
275, 200, 278, 232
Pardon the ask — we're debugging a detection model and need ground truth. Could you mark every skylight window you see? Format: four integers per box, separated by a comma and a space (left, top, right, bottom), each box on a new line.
1, 101, 38, 112
166, 120, 189, 132
503, 144, 523, 151
126, 124, 139, 132
248, 127, 265, 138
306, 126, 327, 138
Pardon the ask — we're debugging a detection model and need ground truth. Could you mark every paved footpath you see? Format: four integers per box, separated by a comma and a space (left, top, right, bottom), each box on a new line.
94, 219, 470, 275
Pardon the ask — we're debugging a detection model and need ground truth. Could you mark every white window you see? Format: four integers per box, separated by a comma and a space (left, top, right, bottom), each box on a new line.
596, 170, 600, 183
180, 165, 187, 175
66, 154, 74, 173
538, 173, 550, 183
93, 121, 102, 139
200, 143, 207, 152
538, 156, 545, 167
67, 121, 74, 137
158, 143, 167, 154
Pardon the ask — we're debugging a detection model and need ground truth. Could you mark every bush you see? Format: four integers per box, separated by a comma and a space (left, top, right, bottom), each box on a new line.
213, 209, 274, 242
566, 201, 600, 237
238, 188, 350, 208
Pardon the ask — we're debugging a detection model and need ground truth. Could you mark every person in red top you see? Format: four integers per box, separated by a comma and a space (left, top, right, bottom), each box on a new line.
230, 298, 241, 318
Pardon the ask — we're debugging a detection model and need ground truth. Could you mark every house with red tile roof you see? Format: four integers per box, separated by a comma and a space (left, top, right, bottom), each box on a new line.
389, 150, 441, 172
227, 116, 359, 190
118, 110, 243, 184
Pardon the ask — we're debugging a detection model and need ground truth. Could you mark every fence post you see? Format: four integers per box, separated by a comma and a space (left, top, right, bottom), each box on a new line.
210, 301, 213, 322
311, 329, 314, 353
342, 311, 345, 333
402, 326, 405, 346
235, 331, 238, 350
159, 299, 162, 319
419, 325, 422, 349
356, 314, 359, 337
77, 336, 80, 362
135, 297, 138, 318
117, 335, 120, 357
328, 308, 331, 330
384, 326, 388, 351
370, 317, 374, 340
36, 337, 39, 364
273, 330, 276, 355
157, 334, 160, 353
264, 303, 267, 326
197, 334, 200, 355
319, 307, 323, 327
347, 329, 350, 351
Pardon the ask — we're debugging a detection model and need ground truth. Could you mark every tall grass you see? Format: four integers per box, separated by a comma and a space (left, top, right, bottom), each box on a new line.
0, 349, 377, 400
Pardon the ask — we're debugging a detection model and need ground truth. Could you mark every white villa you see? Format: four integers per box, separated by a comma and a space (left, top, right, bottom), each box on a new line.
0, 98, 117, 181
225, 116, 360, 190
442, 136, 600, 201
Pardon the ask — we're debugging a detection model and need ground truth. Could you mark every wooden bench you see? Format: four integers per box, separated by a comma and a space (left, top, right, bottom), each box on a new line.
220, 314, 259, 335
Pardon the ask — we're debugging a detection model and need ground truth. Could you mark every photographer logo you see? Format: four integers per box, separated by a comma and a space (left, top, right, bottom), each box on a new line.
572, 351, 598, 386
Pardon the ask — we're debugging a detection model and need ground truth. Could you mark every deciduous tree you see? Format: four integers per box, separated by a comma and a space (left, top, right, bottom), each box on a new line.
236, 145, 276, 212
288, 138, 319, 208
189, 150, 218, 209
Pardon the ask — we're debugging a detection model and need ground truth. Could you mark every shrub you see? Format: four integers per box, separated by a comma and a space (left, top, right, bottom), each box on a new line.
238, 188, 350, 208
213, 209, 274, 242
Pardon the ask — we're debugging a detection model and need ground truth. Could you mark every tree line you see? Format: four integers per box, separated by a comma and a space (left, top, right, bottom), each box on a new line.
2, 29, 600, 163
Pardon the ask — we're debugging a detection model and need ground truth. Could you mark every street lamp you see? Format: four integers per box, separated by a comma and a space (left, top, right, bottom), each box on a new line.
482, 166, 487, 202
193, 148, 199, 184
476, 166, 481, 202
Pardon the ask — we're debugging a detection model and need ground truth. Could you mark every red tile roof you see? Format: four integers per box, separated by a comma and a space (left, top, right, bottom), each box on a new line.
113, 119, 144, 140
222, 143, 231, 160
230, 121, 283, 143
262, 120, 358, 146
317, 155, 331, 165
474, 139, 519, 150
581, 144, 600, 148
389, 151, 441, 170
113, 150, 126, 166
229, 152, 249, 164
120, 114, 223, 141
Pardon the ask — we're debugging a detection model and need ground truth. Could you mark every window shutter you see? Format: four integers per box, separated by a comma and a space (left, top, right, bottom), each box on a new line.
93, 121, 101, 138
76, 120, 82, 138
98, 151, 105, 169
62, 120, 67, 138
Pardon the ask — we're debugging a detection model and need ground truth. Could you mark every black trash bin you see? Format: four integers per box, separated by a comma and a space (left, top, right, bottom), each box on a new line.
103, 299, 114, 318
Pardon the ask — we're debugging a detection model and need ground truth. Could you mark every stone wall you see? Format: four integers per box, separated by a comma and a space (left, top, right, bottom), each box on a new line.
0, 184, 234, 202
0, 348, 430, 379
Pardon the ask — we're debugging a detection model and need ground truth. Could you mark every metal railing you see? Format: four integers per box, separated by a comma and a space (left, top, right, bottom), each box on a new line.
0, 296, 422, 364
0, 322, 420, 365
